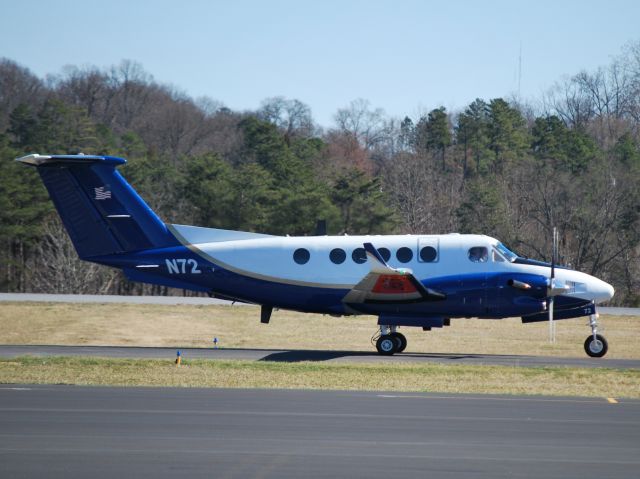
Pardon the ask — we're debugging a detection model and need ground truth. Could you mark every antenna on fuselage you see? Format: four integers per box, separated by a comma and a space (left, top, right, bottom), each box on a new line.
314, 219, 327, 236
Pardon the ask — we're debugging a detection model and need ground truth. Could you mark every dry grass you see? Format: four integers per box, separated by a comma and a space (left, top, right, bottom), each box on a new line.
1, 301, 639, 358
1, 356, 638, 398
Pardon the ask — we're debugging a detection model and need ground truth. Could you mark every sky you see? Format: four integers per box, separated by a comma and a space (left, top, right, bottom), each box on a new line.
1, 0, 639, 127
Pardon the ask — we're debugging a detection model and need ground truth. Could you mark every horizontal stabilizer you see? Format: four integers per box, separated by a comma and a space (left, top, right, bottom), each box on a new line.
17, 154, 126, 167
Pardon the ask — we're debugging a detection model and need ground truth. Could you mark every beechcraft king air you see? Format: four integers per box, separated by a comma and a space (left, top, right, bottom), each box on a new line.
18, 153, 615, 357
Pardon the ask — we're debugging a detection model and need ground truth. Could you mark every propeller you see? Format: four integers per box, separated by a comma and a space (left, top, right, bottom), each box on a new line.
548, 227, 558, 343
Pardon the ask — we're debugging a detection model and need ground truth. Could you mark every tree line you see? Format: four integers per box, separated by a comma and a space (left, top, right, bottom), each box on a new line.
1, 41, 639, 305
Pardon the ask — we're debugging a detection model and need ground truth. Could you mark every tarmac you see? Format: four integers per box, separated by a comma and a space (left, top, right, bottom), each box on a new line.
1, 385, 638, 479
1, 344, 639, 369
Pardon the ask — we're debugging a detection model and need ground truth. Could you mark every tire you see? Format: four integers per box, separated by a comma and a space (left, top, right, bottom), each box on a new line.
390, 332, 407, 353
376, 335, 398, 355
584, 334, 608, 358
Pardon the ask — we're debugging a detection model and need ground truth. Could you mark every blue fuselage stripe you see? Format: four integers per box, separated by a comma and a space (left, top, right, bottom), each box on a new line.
90, 246, 591, 318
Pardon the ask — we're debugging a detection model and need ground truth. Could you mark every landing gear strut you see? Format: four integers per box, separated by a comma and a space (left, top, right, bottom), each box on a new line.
374, 325, 407, 355
584, 310, 608, 358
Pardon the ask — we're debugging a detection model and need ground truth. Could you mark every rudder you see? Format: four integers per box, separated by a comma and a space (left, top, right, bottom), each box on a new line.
17, 154, 179, 258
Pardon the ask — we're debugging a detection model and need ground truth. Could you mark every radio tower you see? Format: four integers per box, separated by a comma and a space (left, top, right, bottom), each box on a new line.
518, 42, 522, 100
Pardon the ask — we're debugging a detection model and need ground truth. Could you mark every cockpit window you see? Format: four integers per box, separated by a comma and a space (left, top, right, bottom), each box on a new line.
492, 249, 505, 262
495, 242, 518, 262
468, 246, 488, 263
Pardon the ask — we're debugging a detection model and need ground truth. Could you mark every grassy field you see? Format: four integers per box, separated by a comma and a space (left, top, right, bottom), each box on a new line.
1, 301, 639, 397
1, 301, 639, 358
1, 356, 639, 398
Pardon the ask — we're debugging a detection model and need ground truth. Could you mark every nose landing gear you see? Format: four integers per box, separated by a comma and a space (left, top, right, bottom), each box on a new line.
584, 311, 608, 358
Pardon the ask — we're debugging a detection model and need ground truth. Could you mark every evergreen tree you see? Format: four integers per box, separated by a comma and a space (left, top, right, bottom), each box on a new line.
487, 98, 528, 172
456, 99, 491, 175
422, 107, 451, 170
532, 115, 597, 172
331, 169, 395, 234
0, 135, 53, 290
182, 153, 235, 228
612, 132, 639, 169
7, 104, 37, 148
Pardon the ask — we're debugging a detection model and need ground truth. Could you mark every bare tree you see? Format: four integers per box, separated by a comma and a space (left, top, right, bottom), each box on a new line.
30, 216, 118, 294
384, 151, 463, 234
258, 96, 316, 142
544, 77, 595, 129
333, 98, 391, 150
140, 88, 209, 159
0, 58, 44, 130
53, 65, 108, 118
105, 60, 154, 130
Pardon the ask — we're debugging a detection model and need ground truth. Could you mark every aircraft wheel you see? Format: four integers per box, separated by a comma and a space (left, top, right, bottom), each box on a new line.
584, 334, 608, 358
376, 335, 398, 355
390, 332, 407, 353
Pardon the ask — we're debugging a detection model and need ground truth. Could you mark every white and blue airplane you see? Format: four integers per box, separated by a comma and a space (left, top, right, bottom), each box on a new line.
18, 153, 615, 357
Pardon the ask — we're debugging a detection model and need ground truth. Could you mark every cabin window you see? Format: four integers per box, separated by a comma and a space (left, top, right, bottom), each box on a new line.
396, 247, 413, 263
330, 248, 346, 264
419, 246, 437, 262
468, 247, 488, 263
418, 237, 439, 263
378, 247, 391, 262
352, 247, 367, 264
293, 248, 310, 265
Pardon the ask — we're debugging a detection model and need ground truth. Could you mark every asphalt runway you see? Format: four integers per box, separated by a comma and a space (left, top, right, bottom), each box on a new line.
0, 385, 638, 479
1, 344, 639, 369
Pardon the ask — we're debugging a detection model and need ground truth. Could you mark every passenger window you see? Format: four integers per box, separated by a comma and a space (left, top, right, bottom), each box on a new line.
468, 247, 488, 263
293, 248, 310, 265
352, 247, 367, 264
378, 247, 391, 262
396, 247, 413, 263
330, 248, 346, 264
420, 246, 437, 262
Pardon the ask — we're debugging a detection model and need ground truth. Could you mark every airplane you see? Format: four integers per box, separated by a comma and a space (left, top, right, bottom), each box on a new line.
17, 153, 615, 357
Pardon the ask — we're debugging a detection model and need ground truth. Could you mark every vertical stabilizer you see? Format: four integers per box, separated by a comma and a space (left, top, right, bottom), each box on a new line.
17, 154, 179, 258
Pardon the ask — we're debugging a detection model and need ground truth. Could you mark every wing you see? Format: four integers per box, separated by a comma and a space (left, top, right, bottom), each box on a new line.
342, 243, 445, 304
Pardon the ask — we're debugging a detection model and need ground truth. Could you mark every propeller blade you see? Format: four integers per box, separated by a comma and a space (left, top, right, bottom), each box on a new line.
548, 296, 555, 342
548, 227, 558, 343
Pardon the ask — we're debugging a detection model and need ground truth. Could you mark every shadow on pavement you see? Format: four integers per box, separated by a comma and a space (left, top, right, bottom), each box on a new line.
258, 349, 507, 363
259, 350, 376, 362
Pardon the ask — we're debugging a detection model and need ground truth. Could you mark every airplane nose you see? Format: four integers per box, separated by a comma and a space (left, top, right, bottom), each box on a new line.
604, 282, 615, 301
593, 279, 615, 303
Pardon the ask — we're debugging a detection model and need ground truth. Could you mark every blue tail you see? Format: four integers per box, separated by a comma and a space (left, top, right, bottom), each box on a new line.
17, 154, 179, 259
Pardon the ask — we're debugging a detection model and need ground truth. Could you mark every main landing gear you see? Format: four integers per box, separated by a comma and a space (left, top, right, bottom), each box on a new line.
584, 311, 608, 358
374, 325, 407, 355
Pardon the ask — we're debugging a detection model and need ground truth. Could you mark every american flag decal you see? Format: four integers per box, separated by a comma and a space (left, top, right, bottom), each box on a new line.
94, 186, 112, 200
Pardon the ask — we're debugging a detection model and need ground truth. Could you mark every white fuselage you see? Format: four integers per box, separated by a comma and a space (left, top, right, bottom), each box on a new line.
171, 225, 614, 305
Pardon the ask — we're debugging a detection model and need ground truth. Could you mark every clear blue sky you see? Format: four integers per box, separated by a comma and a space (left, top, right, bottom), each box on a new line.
2, 0, 639, 126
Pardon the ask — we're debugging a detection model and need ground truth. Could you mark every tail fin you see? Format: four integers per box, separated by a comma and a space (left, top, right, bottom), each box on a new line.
17, 154, 179, 259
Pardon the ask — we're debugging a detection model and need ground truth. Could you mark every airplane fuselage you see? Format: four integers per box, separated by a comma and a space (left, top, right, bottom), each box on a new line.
94, 224, 613, 322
